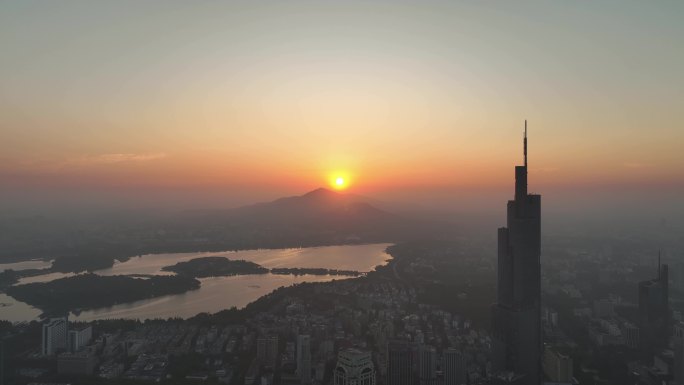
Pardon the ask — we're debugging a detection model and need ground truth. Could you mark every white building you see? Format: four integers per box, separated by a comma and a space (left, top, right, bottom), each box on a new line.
69, 325, 93, 352
42, 317, 68, 356
334, 348, 376, 385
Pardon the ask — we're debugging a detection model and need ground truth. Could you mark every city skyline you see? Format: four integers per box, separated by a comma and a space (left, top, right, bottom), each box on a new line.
1, 2, 684, 384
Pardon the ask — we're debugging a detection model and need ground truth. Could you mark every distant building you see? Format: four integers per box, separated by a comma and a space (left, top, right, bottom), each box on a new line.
334, 348, 376, 385
244, 359, 260, 385
542, 346, 573, 383
674, 322, 684, 385
123, 354, 168, 382
622, 321, 639, 349
418, 345, 436, 385
593, 299, 615, 318
42, 317, 68, 356
257, 335, 278, 368
297, 335, 312, 384
639, 261, 670, 355
492, 122, 542, 385
387, 340, 416, 385
443, 349, 466, 385
68, 325, 92, 353
58, 349, 97, 375
492, 371, 527, 385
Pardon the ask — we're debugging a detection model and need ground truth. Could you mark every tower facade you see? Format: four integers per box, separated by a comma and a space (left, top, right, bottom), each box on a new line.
334, 348, 376, 385
443, 349, 467, 385
387, 340, 416, 385
297, 334, 312, 384
491, 122, 542, 385
638, 259, 670, 356
418, 345, 436, 385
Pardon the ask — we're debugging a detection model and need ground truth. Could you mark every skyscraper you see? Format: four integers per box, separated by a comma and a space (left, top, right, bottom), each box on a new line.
42, 317, 68, 356
639, 258, 670, 356
491, 122, 542, 385
334, 348, 376, 385
387, 340, 416, 385
257, 335, 279, 368
443, 349, 466, 385
673, 322, 684, 385
418, 345, 436, 385
297, 334, 312, 384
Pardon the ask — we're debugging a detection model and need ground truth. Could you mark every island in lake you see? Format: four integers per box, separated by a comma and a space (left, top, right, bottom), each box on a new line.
162, 256, 362, 278
6, 274, 200, 315
161, 256, 269, 277
270, 267, 362, 276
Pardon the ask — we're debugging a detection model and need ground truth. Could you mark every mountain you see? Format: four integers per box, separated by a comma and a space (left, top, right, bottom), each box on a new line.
179, 188, 421, 245
231, 187, 391, 222
225, 187, 399, 235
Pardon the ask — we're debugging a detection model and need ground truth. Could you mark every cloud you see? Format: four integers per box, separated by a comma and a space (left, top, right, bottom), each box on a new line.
84, 153, 167, 164
0, 153, 168, 174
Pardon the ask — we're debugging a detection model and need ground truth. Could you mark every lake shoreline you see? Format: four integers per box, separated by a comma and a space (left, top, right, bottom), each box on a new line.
1, 243, 393, 323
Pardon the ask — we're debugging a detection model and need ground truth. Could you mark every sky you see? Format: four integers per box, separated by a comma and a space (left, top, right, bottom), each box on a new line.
1, 1, 683, 216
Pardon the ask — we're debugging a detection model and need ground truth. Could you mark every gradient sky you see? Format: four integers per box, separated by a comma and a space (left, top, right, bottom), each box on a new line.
1, 1, 683, 212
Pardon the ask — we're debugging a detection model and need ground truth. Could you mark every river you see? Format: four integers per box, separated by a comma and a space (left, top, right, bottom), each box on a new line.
0, 243, 392, 322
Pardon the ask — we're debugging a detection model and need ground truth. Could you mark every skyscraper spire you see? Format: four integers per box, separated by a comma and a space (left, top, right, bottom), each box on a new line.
524, 120, 528, 168
658, 250, 662, 279
493, 121, 542, 385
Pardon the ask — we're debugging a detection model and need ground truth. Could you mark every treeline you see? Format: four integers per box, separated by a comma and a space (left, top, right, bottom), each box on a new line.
161, 257, 268, 277
270, 267, 361, 276
161, 256, 361, 278
6, 274, 200, 315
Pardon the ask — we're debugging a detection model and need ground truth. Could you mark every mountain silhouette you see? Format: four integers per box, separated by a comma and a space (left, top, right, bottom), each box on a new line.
175, 188, 416, 245
175, 188, 447, 247
229, 187, 395, 226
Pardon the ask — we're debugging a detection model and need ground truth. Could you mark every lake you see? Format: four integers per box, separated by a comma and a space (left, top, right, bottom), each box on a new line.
0, 243, 392, 322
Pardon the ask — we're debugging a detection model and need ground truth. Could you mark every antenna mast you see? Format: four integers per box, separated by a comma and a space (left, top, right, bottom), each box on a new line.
524, 120, 528, 168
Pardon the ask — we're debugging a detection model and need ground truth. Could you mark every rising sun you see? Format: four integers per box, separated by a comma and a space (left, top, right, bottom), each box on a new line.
330, 174, 350, 190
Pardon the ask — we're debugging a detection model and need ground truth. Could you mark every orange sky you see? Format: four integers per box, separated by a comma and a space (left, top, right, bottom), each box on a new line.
1, 2, 683, 211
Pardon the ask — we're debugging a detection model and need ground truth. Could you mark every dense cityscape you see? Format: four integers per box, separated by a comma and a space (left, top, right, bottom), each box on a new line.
1, 135, 683, 385
1, 2, 683, 385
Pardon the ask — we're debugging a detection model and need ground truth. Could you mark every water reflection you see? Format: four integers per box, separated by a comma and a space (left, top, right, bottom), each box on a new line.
71, 274, 348, 321
2, 243, 392, 322
0, 259, 53, 272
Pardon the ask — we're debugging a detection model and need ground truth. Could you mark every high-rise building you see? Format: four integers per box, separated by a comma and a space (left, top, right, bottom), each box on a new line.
443, 349, 466, 385
491, 122, 542, 385
418, 345, 436, 385
639, 259, 670, 356
257, 335, 279, 368
387, 340, 416, 385
297, 335, 312, 384
334, 348, 376, 385
542, 346, 573, 383
673, 322, 684, 385
42, 317, 68, 356
622, 321, 639, 349
68, 325, 92, 353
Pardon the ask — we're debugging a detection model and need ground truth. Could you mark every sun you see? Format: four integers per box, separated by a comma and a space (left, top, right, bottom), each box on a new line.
329, 173, 350, 190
